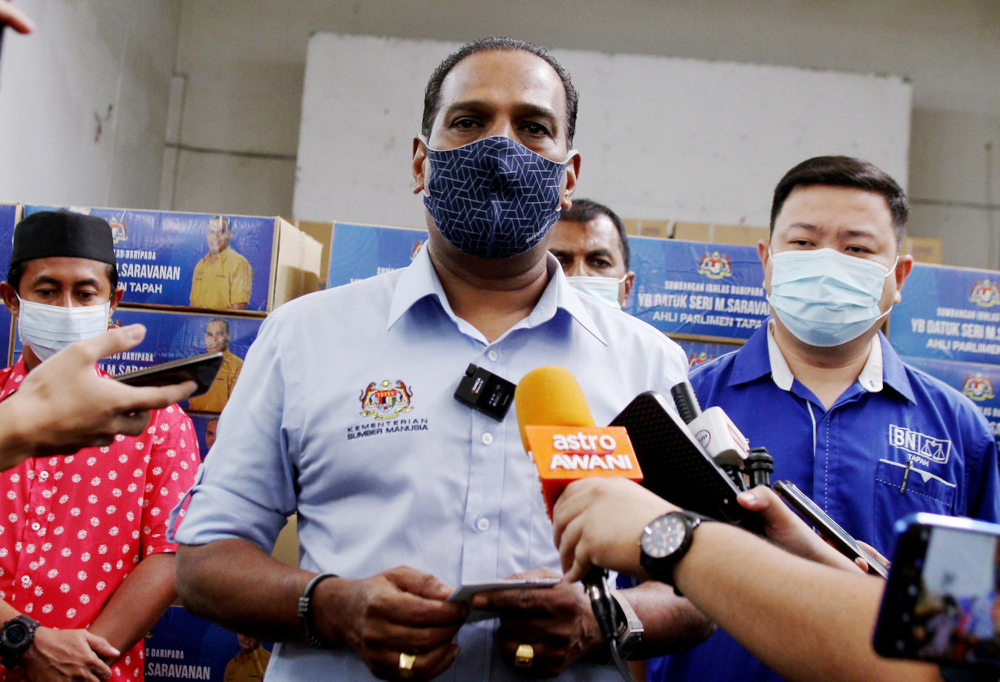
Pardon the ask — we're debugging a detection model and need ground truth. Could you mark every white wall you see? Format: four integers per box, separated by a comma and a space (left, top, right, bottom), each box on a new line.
166, 0, 999, 267
3, 1, 994, 267
295, 35, 911, 230
0, 0, 181, 209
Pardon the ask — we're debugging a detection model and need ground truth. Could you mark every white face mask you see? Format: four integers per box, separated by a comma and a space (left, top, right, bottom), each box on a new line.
567, 275, 626, 309
17, 297, 111, 362
767, 248, 896, 347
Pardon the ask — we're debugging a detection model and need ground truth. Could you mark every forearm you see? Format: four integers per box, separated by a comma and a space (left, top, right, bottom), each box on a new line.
0, 400, 41, 470
0, 598, 23, 622
89, 553, 177, 654
618, 583, 714, 658
176, 539, 314, 642
674, 523, 941, 682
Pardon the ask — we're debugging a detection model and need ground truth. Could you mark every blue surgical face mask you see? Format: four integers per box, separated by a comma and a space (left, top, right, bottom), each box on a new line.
767, 248, 897, 347
421, 135, 576, 259
566, 275, 626, 309
17, 297, 111, 362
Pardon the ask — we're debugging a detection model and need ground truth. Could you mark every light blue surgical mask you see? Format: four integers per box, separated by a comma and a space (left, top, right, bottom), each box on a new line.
566, 275, 626, 309
421, 135, 576, 259
767, 248, 897, 347
17, 296, 111, 362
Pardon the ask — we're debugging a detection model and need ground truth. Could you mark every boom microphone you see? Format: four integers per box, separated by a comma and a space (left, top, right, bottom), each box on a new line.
515, 366, 641, 678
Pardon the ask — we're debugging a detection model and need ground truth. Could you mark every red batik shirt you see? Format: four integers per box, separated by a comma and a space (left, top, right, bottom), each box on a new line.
0, 357, 200, 682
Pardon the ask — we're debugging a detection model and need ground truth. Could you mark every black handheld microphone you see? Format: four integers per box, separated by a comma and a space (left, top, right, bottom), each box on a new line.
611, 388, 764, 534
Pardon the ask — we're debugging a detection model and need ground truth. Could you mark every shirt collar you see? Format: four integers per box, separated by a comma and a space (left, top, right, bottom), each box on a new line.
764, 321, 911, 399
766, 322, 883, 392
388, 245, 606, 345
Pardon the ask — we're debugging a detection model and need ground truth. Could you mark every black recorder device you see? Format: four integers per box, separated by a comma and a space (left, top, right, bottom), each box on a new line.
454, 364, 515, 421
611, 390, 764, 534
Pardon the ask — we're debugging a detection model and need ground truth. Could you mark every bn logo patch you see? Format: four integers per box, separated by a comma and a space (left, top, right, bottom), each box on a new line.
698, 252, 733, 279
359, 380, 414, 420
889, 425, 951, 465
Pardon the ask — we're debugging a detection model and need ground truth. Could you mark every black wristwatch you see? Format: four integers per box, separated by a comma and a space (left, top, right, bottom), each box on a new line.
639, 511, 704, 589
0, 615, 39, 669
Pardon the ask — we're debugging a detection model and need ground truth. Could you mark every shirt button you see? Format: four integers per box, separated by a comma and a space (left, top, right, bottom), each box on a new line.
481, 432, 494, 445
37, 472, 49, 481
487, 350, 498, 362
476, 517, 490, 532
30, 522, 40, 532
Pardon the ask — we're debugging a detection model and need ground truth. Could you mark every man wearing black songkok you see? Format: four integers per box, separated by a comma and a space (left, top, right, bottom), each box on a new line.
0, 211, 199, 682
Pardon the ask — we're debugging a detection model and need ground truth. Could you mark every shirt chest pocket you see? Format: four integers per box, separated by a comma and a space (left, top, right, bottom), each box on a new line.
874, 458, 957, 526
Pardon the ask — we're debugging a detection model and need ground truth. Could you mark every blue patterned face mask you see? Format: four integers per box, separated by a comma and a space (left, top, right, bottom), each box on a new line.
421, 136, 576, 259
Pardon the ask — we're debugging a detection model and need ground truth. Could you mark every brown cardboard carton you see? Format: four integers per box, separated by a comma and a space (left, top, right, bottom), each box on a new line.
903, 236, 944, 264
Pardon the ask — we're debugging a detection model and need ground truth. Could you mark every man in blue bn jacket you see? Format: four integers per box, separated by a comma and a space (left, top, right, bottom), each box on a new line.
651, 155, 1000, 682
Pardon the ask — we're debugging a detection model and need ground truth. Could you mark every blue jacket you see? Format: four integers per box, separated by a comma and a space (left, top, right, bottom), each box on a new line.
650, 324, 1000, 682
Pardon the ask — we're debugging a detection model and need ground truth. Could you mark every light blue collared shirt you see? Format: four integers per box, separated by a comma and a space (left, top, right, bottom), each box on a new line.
170, 246, 688, 681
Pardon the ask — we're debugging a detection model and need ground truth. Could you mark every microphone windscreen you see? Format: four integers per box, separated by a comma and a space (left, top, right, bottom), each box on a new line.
515, 366, 595, 453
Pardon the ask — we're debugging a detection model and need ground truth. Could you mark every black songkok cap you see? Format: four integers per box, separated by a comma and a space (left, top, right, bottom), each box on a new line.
11, 211, 116, 267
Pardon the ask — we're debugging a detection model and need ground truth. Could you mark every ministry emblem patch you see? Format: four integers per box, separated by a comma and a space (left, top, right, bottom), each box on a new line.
359, 380, 414, 420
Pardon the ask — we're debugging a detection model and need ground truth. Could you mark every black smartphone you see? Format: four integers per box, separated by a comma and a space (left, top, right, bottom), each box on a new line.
874, 513, 1000, 669
773, 479, 889, 579
610, 391, 760, 531
113, 351, 224, 398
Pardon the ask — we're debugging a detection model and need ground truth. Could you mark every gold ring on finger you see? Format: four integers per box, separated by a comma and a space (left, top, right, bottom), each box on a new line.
514, 643, 534, 668
399, 652, 416, 679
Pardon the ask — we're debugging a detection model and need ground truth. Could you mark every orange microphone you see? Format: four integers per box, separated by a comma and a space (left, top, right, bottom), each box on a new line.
515, 366, 643, 518
515, 366, 643, 665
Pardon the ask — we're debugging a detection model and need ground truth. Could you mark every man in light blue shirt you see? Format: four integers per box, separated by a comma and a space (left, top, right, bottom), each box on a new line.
171, 37, 705, 682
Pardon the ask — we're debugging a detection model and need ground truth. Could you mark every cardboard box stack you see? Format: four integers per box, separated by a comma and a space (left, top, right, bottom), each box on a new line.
10, 205, 321, 427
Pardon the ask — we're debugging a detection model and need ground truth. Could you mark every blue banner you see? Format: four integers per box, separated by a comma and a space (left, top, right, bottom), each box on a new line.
889, 263, 1000, 364
325, 224, 768, 343
187, 412, 219, 460
626, 238, 769, 340
903, 355, 1000, 446
24, 206, 276, 311
671, 338, 742, 370
327, 223, 427, 288
145, 606, 274, 682
0, 205, 15, 364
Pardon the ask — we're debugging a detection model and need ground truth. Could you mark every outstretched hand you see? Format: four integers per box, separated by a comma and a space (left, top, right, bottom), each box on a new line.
0, 325, 196, 469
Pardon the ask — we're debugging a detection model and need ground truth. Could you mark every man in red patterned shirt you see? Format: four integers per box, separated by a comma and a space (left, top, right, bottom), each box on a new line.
0, 211, 199, 682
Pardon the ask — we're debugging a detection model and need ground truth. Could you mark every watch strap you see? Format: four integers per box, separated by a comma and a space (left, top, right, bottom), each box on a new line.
298, 573, 337, 648
610, 590, 643, 659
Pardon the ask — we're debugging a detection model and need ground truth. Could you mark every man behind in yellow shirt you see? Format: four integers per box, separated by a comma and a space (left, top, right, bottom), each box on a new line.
223, 633, 271, 682
188, 318, 243, 413
190, 215, 253, 310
